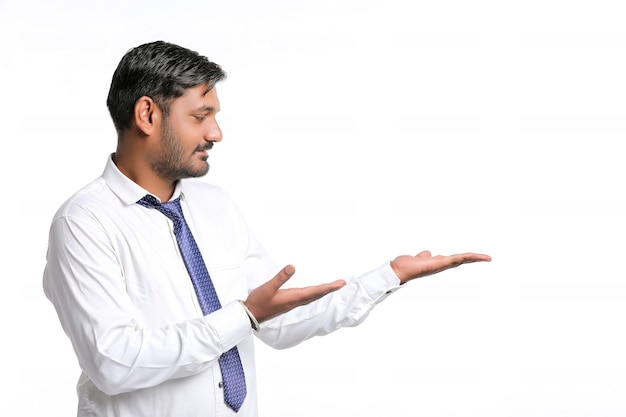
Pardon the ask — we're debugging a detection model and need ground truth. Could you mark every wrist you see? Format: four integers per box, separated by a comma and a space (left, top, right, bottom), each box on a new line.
390, 260, 407, 284
238, 300, 261, 332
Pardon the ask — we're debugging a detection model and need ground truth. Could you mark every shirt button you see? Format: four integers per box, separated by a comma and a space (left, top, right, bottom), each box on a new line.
218, 381, 224, 388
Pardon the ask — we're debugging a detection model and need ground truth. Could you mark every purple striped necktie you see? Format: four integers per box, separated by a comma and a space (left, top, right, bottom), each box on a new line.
138, 194, 247, 412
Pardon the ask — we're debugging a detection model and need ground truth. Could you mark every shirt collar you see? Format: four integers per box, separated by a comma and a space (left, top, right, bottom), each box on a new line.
102, 153, 185, 205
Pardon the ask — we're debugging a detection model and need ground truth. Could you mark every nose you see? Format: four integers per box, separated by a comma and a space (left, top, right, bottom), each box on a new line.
205, 119, 223, 143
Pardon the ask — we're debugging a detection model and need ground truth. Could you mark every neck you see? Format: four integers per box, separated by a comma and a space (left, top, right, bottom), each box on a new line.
113, 150, 176, 203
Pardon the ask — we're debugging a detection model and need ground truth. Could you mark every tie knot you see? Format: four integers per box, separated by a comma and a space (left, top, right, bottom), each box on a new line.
137, 195, 184, 223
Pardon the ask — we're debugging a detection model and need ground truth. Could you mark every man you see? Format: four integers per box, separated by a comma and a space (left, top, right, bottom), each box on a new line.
43, 40, 491, 417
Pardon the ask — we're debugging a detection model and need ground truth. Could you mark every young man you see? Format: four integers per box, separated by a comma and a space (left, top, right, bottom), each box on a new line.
43, 40, 491, 417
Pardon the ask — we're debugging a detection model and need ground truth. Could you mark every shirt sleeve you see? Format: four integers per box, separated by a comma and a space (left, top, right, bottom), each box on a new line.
254, 261, 403, 349
42, 213, 252, 396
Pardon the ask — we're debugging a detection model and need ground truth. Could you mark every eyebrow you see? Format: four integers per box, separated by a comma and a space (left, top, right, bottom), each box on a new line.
194, 105, 219, 113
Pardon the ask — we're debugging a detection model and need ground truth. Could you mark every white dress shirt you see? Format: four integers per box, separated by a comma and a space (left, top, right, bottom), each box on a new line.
43, 155, 402, 417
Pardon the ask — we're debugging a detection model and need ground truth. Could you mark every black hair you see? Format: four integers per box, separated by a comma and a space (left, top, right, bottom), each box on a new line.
106, 41, 227, 133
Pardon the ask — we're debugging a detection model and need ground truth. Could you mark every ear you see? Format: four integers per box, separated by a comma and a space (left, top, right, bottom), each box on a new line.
133, 96, 162, 135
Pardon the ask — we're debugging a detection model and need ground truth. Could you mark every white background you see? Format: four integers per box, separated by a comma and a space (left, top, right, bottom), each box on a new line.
1, 1, 625, 416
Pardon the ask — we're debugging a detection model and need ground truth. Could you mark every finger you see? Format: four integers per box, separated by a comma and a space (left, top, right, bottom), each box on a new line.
321, 279, 347, 292
442, 253, 491, 269
454, 253, 492, 263
269, 264, 296, 290
291, 280, 347, 305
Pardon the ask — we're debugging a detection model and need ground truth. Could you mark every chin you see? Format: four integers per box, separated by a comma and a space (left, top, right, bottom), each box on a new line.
173, 163, 209, 180
191, 164, 210, 178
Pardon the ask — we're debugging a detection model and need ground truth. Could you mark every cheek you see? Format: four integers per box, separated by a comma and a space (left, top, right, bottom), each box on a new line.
186, 123, 205, 139
171, 124, 201, 148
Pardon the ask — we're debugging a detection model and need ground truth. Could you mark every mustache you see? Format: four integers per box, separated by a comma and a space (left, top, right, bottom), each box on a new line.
195, 142, 214, 152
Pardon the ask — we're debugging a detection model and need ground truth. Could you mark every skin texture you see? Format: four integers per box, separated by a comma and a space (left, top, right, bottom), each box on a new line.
114, 83, 492, 325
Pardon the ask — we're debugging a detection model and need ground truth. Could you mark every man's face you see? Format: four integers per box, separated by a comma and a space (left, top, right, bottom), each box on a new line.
150, 84, 222, 181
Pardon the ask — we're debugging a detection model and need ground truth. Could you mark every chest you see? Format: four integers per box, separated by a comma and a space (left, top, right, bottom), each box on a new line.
106, 207, 249, 325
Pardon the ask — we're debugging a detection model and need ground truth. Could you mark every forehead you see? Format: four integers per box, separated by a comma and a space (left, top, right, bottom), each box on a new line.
171, 83, 220, 111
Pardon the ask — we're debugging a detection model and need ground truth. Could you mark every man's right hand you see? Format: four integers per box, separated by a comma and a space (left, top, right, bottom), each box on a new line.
243, 265, 346, 323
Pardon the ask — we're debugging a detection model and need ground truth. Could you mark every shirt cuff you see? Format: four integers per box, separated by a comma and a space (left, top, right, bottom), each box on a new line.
203, 301, 252, 352
358, 261, 404, 304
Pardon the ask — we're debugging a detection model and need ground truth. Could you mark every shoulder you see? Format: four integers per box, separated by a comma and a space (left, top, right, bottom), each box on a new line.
53, 177, 108, 216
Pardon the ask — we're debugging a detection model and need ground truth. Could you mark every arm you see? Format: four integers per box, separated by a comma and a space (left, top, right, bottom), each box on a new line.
42, 214, 250, 395
243, 250, 491, 347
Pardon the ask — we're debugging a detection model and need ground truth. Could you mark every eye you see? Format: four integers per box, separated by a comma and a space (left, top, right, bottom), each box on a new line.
194, 115, 206, 122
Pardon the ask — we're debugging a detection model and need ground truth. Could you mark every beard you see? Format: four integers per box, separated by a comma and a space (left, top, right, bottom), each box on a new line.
150, 118, 211, 181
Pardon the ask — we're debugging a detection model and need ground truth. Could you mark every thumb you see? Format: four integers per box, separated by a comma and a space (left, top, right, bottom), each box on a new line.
270, 264, 296, 290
